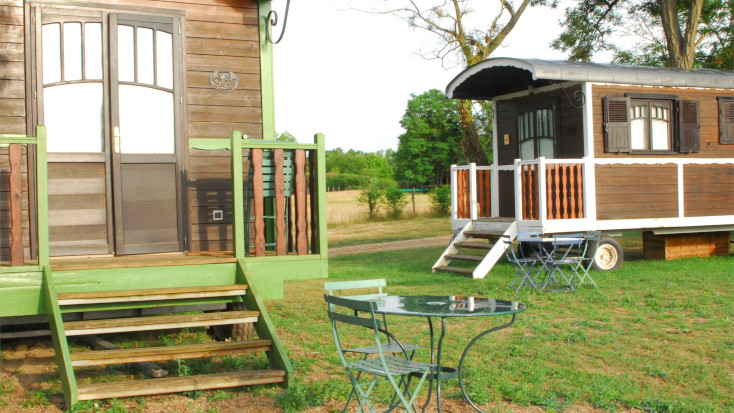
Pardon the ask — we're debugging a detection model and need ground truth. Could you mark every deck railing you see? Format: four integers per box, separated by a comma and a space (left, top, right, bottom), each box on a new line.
451, 164, 492, 222
0, 126, 49, 269
190, 132, 327, 260
518, 159, 584, 220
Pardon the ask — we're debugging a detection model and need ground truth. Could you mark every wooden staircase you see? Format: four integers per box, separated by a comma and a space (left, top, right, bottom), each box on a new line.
432, 220, 517, 279
42, 265, 291, 410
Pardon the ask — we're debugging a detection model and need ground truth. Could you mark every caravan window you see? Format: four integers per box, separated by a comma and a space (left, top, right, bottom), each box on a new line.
517, 105, 555, 160
629, 99, 672, 151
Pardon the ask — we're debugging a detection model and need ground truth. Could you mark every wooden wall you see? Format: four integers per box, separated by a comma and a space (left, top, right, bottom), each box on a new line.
591, 84, 734, 159
683, 164, 734, 217
0, 1, 26, 135
595, 164, 678, 220
0, 146, 30, 262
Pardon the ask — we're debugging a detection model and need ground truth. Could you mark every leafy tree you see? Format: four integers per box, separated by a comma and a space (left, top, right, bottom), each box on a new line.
553, 0, 732, 69
383, 184, 408, 218
277, 131, 297, 142
357, 180, 389, 219
363, 0, 553, 164
395, 90, 466, 186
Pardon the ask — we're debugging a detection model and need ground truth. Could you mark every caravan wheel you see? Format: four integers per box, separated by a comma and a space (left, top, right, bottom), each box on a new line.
590, 237, 623, 271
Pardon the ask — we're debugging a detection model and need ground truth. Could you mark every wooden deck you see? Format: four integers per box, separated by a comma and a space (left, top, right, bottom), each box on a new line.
49, 252, 237, 271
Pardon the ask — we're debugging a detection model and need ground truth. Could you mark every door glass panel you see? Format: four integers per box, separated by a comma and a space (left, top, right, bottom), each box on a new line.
119, 85, 174, 154
117, 25, 135, 82
156, 30, 173, 89
63, 22, 82, 81
136, 27, 154, 85
539, 138, 554, 158
42, 23, 61, 84
520, 140, 534, 161
44, 83, 104, 152
85, 23, 103, 79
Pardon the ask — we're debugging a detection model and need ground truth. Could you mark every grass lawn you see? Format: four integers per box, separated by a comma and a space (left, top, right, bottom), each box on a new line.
271, 244, 733, 412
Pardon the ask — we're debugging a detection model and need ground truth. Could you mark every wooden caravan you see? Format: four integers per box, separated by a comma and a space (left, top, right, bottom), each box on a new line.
0, 0, 327, 409
434, 58, 733, 278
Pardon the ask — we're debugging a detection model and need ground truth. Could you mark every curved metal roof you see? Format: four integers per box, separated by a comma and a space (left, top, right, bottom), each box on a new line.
445, 57, 734, 100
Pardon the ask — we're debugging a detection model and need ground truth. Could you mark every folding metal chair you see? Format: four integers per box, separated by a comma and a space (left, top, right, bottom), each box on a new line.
503, 235, 545, 292
542, 233, 586, 292
324, 295, 435, 413
574, 231, 601, 288
324, 280, 420, 412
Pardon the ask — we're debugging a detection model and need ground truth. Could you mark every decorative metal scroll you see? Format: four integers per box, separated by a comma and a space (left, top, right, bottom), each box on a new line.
552, 80, 585, 109
210, 69, 239, 92
266, 0, 291, 44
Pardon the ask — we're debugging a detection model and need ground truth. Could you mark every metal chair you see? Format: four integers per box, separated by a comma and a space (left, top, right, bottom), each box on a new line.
324, 279, 421, 412
543, 233, 586, 292
574, 231, 601, 288
324, 295, 435, 413
503, 235, 545, 292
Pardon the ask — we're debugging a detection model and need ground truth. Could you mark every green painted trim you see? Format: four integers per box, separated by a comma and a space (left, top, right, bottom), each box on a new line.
258, 1, 276, 140
314, 133, 329, 257
245, 259, 328, 300
0, 137, 37, 145
237, 261, 293, 386
231, 131, 246, 260
0, 265, 42, 274
36, 126, 50, 267
189, 137, 319, 151
42, 267, 78, 410
241, 254, 325, 264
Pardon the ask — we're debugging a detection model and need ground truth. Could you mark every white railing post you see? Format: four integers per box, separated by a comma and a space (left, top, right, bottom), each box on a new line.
450, 164, 458, 223
469, 163, 477, 220
582, 156, 597, 222
678, 163, 685, 218
538, 157, 547, 225
490, 164, 499, 217
513, 159, 522, 221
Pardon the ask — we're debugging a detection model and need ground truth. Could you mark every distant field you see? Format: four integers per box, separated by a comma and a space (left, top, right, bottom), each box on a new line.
326, 190, 435, 225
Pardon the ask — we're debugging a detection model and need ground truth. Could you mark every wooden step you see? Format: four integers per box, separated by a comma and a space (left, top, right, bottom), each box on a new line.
434, 266, 475, 275
64, 311, 259, 336
454, 242, 492, 250
58, 285, 248, 306
76, 369, 287, 401
71, 339, 273, 367
445, 254, 484, 262
464, 230, 504, 239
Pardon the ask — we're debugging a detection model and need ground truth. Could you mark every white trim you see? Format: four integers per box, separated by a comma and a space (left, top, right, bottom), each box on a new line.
593, 158, 734, 165
469, 163, 477, 220
513, 159, 522, 221
491, 100, 499, 217
589, 82, 734, 93
450, 164, 458, 223
537, 157, 547, 222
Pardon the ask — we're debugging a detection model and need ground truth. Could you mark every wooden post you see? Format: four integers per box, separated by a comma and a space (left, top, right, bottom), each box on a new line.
9, 144, 23, 265
294, 150, 307, 255
274, 149, 286, 255
252, 149, 265, 257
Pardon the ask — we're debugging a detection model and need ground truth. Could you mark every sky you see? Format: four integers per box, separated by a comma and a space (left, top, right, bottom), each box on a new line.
273, 1, 569, 153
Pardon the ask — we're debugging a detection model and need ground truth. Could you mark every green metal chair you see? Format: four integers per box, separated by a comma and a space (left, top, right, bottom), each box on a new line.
324, 294, 435, 413
324, 279, 421, 412
575, 231, 602, 287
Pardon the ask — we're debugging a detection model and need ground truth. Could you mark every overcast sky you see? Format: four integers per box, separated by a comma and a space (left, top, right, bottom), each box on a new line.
273, 1, 569, 152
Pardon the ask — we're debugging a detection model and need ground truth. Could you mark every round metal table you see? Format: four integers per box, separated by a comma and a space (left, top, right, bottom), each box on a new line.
366, 295, 525, 412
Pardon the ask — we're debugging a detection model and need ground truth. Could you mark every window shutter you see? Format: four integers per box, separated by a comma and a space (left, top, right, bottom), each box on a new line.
720, 98, 734, 145
603, 97, 629, 153
678, 100, 700, 153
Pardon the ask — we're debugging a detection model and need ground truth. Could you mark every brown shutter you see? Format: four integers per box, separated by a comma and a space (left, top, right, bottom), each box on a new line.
678, 100, 700, 153
720, 98, 734, 145
603, 97, 630, 153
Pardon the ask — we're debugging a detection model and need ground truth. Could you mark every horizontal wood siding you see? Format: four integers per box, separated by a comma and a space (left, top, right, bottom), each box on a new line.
495, 86, 584, 166
683, 164, 734, 217
595, 164, 678, 219
643, 231, 730, 260
592, 85, 734, 158
0, 3, 26, 134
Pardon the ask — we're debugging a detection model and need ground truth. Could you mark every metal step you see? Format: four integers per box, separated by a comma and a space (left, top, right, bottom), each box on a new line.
445, 254, 484, 262
71, 339, 273, 367
64, 310, 259, 336
434, 266, 475, 275
76, 370, 287, 401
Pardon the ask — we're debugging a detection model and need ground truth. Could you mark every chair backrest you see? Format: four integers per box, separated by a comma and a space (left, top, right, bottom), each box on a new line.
551, 233, 586, 259
324, 279, 388, 300
583, 231, 602, 261
324, 294, 387, 361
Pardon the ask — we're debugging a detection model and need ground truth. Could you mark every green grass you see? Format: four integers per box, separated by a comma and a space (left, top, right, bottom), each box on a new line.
328, 216, 452, 248
271, 245, 734, 412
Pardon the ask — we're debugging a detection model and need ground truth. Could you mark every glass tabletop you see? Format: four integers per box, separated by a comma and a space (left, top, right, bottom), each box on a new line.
366, 295, 525, 317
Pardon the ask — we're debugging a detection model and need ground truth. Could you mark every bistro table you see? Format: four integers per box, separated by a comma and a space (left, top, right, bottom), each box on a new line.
365, 295, 525, 413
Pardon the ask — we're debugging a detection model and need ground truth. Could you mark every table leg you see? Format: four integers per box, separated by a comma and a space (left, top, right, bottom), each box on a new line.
458, 314, 517, 413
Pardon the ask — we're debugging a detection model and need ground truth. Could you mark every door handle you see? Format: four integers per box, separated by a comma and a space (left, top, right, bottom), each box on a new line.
113, 126, 120, 154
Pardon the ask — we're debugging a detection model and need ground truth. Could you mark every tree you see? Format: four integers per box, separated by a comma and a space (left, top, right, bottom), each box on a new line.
276, 131, 297, 142
365, 0, 553, 164
395, 89, 465, 186
553, 0, 732, 69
